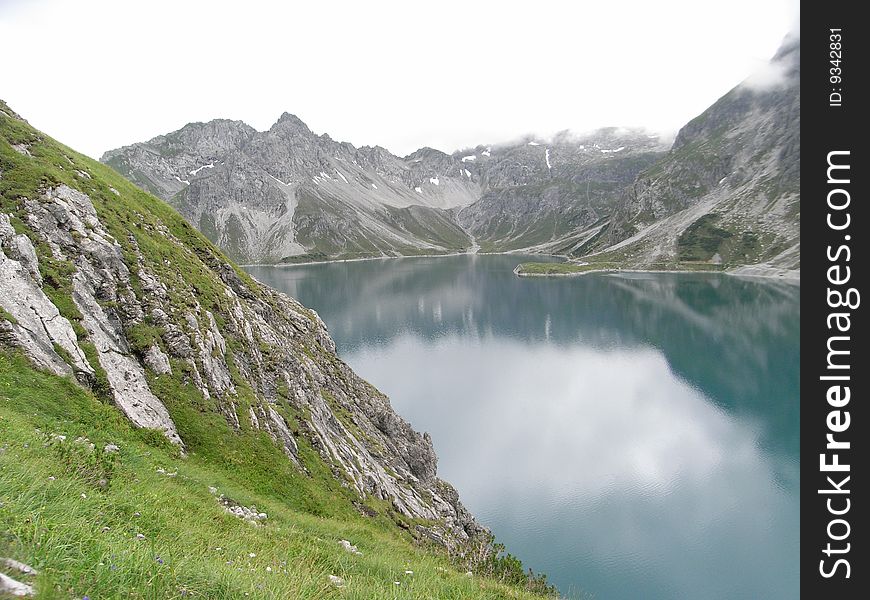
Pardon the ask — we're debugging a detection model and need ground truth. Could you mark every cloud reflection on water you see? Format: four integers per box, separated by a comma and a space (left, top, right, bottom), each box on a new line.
346, 336, 798, 600
245, 256, 799, 600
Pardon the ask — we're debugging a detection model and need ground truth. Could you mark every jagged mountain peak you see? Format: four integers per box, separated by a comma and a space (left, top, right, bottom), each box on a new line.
405, 146, 450, 160
269, 111, 313, 135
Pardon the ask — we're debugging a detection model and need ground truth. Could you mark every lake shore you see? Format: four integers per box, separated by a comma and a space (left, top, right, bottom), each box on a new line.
241, 250, 567, 268
513, 262, 800, 283
243, 253, 799, 285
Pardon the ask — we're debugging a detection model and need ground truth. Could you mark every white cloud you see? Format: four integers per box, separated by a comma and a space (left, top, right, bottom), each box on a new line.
742, 60, 792, 92
0, 0, 797, 158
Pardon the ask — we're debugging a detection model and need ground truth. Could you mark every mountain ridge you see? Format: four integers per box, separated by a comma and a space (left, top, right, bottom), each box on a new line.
101, 37, 799, 275
102, 116, 667, 263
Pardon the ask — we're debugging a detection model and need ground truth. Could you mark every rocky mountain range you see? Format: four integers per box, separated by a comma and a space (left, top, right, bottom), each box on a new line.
101, 118, 669, 263
102, 37, 799, 275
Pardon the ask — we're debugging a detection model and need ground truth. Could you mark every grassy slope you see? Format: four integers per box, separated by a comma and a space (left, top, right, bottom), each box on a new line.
0, 353, 547, 599
0, 102, 554, 598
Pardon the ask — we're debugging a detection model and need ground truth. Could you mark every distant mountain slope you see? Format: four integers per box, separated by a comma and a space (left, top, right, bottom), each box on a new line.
102, 117, 666, 263
102, 115, 480, 263
584, 36, 800, 270
455, 130, 667, 251
102, 36, 798, 272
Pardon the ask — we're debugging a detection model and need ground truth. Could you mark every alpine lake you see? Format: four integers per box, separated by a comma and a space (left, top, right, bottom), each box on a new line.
245, 254, 799, 600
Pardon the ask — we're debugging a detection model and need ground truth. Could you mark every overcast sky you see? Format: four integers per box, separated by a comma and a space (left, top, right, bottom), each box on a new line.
1, 0, 798, 159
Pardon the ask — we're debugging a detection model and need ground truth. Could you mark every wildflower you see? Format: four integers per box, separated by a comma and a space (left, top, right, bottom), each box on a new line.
248, 552, 256, 558
136, 533, 146, 540
266, 566, 272, 573
81, 493, 87, 499
155, 556, 164, 565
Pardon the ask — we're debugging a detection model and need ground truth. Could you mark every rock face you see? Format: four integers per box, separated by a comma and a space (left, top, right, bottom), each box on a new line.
455, 130, 667, 252
1, 214, 93, 379
1, 101, 483, 548
101, 116, 480, 263
102, 115, 666, 263
585, 35, 800, 269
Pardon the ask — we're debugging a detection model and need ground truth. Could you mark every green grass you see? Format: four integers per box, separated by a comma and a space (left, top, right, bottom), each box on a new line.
0, 306, 17, 325
0, 352, 554, 599
677, 214, 733, 261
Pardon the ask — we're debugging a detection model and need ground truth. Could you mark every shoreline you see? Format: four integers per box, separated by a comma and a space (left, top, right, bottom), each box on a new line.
513, 263, 801, 283
241, 253, 799, 284
240, 250, 567, 268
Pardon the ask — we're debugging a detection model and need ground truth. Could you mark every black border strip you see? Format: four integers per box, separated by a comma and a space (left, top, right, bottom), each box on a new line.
802, 3, 867, 596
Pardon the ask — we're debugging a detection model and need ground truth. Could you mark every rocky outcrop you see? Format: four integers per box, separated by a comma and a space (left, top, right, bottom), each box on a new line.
1, 101, 484, 546
0, 213, 93, 378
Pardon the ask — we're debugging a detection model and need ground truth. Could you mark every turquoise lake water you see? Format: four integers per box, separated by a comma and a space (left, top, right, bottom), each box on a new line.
245, 254, 800, 600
